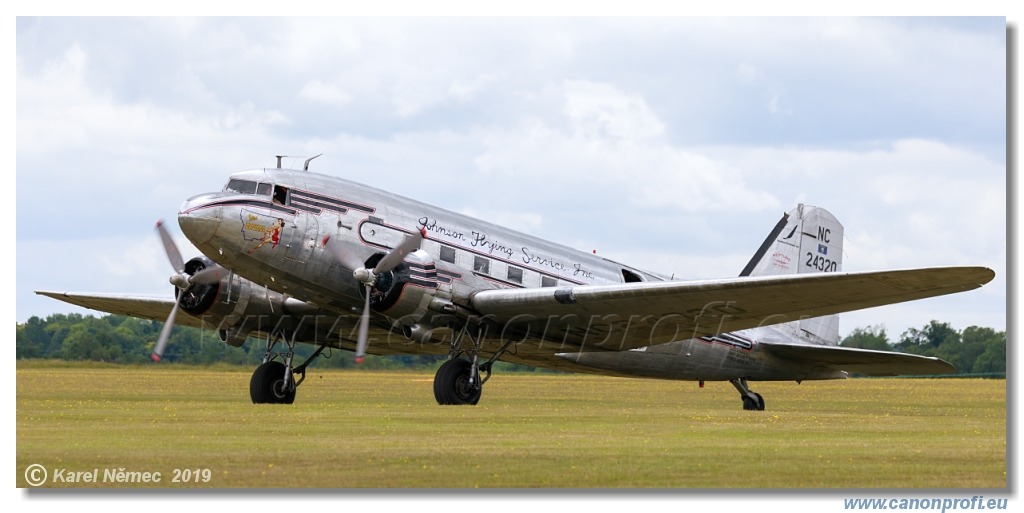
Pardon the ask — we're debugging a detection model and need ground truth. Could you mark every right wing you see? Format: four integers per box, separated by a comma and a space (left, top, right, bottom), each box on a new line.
469, 266, 995, 352
34, 291, 205, 329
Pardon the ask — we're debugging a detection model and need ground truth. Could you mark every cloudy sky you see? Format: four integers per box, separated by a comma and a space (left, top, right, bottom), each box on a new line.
15, 16, 1007, 342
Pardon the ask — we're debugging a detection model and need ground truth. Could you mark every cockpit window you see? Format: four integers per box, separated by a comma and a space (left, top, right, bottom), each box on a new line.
225, 179, 274, 197
226, 179, 258, 194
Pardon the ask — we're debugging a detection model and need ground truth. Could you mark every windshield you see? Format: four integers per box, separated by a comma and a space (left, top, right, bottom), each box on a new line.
225, 179, 272, 196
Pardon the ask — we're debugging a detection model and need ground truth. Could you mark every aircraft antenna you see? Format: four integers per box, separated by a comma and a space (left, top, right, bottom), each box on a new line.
304, 153, 323, 171
275, 155, 285, 169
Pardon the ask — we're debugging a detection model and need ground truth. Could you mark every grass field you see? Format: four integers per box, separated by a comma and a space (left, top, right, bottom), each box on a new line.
16, 362, 1006, 489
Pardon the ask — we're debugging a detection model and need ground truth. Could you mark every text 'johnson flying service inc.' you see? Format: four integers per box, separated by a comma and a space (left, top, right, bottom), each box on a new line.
38, 156, 995, 410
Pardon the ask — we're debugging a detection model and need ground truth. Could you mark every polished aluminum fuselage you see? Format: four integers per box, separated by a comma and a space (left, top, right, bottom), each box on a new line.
177, 167, 843, 382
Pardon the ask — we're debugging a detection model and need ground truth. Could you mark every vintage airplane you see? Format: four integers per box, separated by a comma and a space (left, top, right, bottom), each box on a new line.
37, 157, 995, 410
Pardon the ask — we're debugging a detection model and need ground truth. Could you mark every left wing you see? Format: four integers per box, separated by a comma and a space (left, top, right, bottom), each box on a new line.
469, 266, 994, 352
33, 291, 205, 329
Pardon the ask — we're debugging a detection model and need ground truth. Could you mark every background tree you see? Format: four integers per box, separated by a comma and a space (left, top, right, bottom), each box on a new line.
894, 320, 961, 355
15, 314, 1004, 376
839, 325, 891, 351
962, 326, 1006, 375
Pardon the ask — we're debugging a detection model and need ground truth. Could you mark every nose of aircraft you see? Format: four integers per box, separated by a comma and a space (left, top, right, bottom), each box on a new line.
177, 193, 222, 247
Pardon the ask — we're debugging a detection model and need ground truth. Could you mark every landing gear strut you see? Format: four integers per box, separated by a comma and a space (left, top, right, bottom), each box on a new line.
730, 378, 765, 411
249, 331, 328, 404
432, 322, 516, 405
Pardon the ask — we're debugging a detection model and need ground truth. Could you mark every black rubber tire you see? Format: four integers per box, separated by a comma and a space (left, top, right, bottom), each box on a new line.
433, 362, 449, 404
434, 358, 481, 405
742, 393, 766, 411
250, 361, 296, 404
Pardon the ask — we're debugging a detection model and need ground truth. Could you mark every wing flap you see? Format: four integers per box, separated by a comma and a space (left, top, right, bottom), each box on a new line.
34, 291, 204, 329
468, 266, 993, 352
760, 342, 955, 375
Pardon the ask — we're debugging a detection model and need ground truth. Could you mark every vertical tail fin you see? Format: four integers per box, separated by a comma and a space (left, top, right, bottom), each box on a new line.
740, 204, 844, 344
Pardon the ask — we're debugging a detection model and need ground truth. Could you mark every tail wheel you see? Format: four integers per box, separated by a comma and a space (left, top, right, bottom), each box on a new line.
434, 358, 481, 405
742, 393, 765, 411
250, 361, 296, 404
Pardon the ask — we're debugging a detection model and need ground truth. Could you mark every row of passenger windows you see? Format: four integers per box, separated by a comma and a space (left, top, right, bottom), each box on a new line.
438, 243, 558, 287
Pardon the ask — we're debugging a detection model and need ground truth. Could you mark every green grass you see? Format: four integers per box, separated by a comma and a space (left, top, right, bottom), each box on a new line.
16, 363, 1006, 489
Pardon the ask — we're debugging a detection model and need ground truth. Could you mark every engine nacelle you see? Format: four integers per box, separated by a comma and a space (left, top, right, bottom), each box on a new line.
177, 256, 312, 345
365, 249, 446, 330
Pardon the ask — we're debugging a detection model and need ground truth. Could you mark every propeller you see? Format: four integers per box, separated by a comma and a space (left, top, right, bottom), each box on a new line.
321, 234, 367, 272
324, 229, 424, 363
151, 219, 227, 362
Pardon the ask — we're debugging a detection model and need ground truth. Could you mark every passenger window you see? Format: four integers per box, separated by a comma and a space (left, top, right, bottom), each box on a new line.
474, 256, 490, 274
507, 266, 523, 284
440, 245, 457, 264
541, 276, 558, 288
622, 269, 644, 283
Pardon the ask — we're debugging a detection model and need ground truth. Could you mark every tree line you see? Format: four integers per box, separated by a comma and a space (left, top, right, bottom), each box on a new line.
838, 321, 1005, 376
17, 313, 494, 371
16, 313, 1005, 375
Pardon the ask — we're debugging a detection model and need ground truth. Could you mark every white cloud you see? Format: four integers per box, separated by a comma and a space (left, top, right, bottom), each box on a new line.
563, 80, 665, 141
448, 72, 505, 101
471, 80, 779, 219
692, 139, 1005, 284
15, 17, 1006, 342
299, 80, 353, 107
735, 62, 791, 117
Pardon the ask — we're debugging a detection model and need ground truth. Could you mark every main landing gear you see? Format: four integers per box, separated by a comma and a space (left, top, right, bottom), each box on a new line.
432, 323, 516, 405
249, 331, 328, 404
730, 378, 765, 411
434, 358, 481, 405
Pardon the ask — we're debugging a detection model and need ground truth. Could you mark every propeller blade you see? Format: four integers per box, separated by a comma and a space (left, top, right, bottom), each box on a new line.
354, 283, 372, 363
322, 235, 365, 271
156, 219, 185, 273
374, 228, 424, 273
152, 298, 181, 362
189, 263, 228, 285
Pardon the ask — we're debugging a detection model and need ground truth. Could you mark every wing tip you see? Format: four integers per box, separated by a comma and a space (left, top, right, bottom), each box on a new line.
974, 266, 997, 285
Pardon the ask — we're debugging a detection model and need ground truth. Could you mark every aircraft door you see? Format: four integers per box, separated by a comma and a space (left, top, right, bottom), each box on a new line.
283, 213, 319, 264
268, 184, 319, 264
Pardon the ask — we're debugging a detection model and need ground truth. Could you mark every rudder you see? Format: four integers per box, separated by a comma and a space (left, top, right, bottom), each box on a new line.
740, 204, 844, 344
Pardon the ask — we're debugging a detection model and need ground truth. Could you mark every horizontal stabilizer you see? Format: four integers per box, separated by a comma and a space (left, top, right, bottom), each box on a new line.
760, 341, 955, 376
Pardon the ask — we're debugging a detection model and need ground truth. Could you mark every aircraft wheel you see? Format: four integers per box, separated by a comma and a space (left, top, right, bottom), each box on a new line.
250, 361, 296, 404
742, 393, 765, 411
432, 363, 447, 404
434, 358, 481, 406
